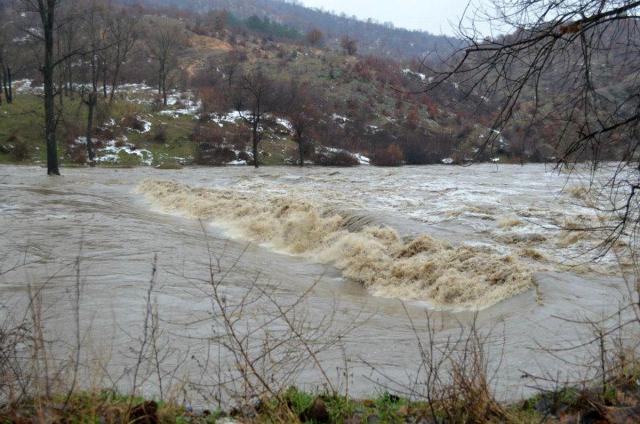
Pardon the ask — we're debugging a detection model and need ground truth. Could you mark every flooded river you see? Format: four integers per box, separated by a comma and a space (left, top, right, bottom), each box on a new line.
0, 164, 632, 404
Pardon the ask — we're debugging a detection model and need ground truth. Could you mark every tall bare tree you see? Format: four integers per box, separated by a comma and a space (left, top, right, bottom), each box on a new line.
340, 35, 357, 55
0, 6, 13, 105
18, 0, 64, 175
146, 18, 187, 106
280, 78, 320, 167
78, 0, 107, 165
229, 68, 276, 168
104, 4, 138, 103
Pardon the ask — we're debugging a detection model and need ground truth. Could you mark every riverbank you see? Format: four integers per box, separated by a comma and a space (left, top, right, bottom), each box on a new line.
3, 380, 640, 423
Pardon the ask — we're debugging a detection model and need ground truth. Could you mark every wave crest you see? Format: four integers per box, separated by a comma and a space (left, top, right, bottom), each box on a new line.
138, 179, 534, 309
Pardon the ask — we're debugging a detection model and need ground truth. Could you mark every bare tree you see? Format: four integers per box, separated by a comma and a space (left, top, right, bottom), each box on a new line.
103, 4, 138, 103
280, 78, 320, 167
221, 49, 244, 88
0, 6, 13, 105
229, 67, 276, 168
79, 0, 107, 165
340, 35, 357, 55
17, 0, 65, 175
146, 18, 187, 106
433, 0, 640, 253
306, 28, 324, 47
56, 2, 80, 101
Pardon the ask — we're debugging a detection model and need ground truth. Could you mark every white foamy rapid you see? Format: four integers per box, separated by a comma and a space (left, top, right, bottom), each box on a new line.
138, 179, 534, 309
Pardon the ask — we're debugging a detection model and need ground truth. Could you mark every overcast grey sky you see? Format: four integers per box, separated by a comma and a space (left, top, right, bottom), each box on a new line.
298, 0, 491, 36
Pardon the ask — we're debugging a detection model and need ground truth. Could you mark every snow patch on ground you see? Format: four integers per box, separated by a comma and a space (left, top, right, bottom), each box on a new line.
354, 153, 370, 165
402, 68, 426, 81
159, 96, 201, 118
227, 159, 247, 166
324, 146, 370, 165
275, 117, 293, 132
96, 138, 153, 166
210, 111, 249, 127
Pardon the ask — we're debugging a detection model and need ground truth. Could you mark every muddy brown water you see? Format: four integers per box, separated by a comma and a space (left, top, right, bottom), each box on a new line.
0, 164, 632, 405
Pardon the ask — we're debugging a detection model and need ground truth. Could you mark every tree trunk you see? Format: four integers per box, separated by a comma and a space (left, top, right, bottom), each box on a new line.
86, 92, 96, 165
296, 133, 304, 167
43, 3, 60, 176
162, 71, 168, 106
102, 62, 108, 98
2, 65, 12, 104
109, 60, 121, 104
1, 67, 5, 105
252, 123, 259, 168
7, 67, 12, 103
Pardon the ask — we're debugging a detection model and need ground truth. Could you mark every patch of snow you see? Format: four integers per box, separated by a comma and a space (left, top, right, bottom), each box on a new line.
227, 160, 247, 166
276, 117, 293, 132
367, 125, 381, 134
123, 116, 152, 134
355, 153, 370, 165
402, 68, 426, 81
441, 158, 454, 165
14, 79, 42, 94
491, 157, 500, 163
159, 98, 201, 119
96, 138, 153, 166
332, 114, 350, 128
211, 111, 249, 127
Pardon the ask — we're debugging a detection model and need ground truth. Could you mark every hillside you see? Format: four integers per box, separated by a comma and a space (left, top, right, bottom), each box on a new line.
0, 1, 507, 169
1, 0, 630, 169
120, 0, 462, 60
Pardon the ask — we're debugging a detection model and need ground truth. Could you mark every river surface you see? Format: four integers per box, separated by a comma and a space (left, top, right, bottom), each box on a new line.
0, 164, 633, 404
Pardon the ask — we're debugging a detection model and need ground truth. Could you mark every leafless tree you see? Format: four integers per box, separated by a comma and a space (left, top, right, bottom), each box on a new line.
103, 4, 138, 103
306, 28, 324, 47
229, 67, 277, 168
340, 35, 357, 55
17, 0, 66, 175
78, 0, 107, 165
279, 78, 320, 167
146, 17, 187, 106
0, 6, 13, 105
432, 0, 640, 254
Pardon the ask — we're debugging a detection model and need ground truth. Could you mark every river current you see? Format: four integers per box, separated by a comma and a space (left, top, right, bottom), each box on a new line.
0, 164, 632, 403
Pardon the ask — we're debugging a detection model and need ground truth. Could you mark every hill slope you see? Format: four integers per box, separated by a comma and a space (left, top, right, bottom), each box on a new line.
122, 0, 462, 60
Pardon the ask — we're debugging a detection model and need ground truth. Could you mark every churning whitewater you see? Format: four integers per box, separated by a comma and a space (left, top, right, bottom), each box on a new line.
138, 179, 534, 308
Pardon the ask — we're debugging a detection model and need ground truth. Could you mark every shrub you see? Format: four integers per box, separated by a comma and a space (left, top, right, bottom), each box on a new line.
68, 145, 87, 164
237, 150, 252, 164
5, 133, 31, 162
191, 123, 224, 145
121, 114, 147, 132
371, 144, 404, 167
94, 126, 116, 140
152, 125, 168, 144
194, 143, 238, 166
60, 119, 89, 164
314, 149, 359, 167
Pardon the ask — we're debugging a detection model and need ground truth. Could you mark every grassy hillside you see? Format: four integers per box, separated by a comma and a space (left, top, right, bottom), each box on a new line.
0, 6, 563, 168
